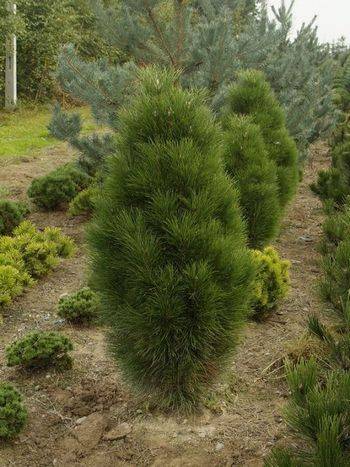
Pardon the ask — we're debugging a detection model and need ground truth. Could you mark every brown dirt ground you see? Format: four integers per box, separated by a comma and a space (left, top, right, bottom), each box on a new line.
0, 142, 329, 466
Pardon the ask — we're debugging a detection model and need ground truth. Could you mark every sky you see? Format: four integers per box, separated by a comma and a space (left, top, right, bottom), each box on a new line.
267, 0, 350, 44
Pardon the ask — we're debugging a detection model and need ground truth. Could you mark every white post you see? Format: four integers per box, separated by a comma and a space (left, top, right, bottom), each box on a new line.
5, 2, 17, 110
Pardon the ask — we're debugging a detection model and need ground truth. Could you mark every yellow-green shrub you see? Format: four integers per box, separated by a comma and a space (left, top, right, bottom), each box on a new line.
0, 265, 33, 306
10, 221, 75, 278
251, 247, 290, 320
68, 185, 97, 217
0, 221, 75, 307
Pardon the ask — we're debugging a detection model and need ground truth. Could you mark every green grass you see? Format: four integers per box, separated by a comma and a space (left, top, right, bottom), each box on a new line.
0, 106, 99, 160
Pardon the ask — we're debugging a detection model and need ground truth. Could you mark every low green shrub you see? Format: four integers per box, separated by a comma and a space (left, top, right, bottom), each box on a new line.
320, 202, 350, 255
58, 287, 100, 324
0, 199, 29, 235
27, 163, 92, 210
266, 360, 350, 466
68, 185, 97, 217
251, 247, 290, 320
311, 167, 345, 206
320, 239, 350, 316
0, 383, 28, 440
6, 331, 73, 370
308, 315, 350, 370
311, 140, 350, 208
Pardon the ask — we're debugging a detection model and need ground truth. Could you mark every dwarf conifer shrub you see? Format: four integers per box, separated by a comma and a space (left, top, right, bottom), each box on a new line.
0, 222, 74, 306
308, 315, 350, 370
58, 288, 100, 324
0, 383, 28, 440
10, 221, 75, 278
284, 362, 350, 466
0, 199, 29, 235
321, 239, 350, 316
226, 70, 299, 209
266, 361, 350, 466
27, 163, 91, 210
68, 185, 97, 217
0, 265, 33, 307
88, 68, 254, 409
311, 167, 345, 207
6, 331, 73, 370
0, 246, 34, 306
311, 140, 350, 208
222, 114, 281, 248
251, 247, 290, 320
41, 226, 76, 258
320, 202, 350, 255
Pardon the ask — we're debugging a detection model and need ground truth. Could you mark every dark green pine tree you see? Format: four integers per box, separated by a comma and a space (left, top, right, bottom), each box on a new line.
225, 70, 299, 209
222, 114, 281, 249
88, 68, 254, 409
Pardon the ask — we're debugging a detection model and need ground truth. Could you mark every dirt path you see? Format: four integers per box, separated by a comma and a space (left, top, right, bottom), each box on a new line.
0, 143, 329, 466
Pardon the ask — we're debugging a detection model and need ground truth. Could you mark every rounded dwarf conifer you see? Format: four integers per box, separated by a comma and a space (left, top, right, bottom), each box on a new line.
88, 68, 254, 409
226, 70, 299, 209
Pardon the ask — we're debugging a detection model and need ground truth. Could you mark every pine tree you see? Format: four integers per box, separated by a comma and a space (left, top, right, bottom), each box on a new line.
54, 0, 336, 160
225, 70, 299, 209
222, 114, 281, 248
88, 68, 254, 408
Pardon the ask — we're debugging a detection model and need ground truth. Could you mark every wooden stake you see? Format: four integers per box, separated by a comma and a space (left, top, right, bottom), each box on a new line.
5, 2, 17, 110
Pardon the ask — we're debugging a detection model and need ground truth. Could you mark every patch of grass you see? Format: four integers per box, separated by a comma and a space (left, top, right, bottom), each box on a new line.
0, 106, 98, 159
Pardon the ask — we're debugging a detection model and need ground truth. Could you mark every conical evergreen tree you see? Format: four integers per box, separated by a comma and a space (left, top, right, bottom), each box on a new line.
222, 114, 281, 249
225, 70, 299, 209
88, 68, 254, 408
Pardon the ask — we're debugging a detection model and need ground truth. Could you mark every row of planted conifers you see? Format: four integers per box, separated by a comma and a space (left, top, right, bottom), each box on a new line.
266, 57, 350, 466
0, 68, 298, 438
87, 67, 298, 408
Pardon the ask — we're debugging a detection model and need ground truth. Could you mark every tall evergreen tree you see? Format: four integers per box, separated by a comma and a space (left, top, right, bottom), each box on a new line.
225, 70, 299, 209
88, 68, 254, 408
54, 0, 336, 160
222, 114, 281, 248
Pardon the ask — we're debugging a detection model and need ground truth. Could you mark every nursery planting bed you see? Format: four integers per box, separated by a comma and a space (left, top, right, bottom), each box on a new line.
0, 143, 328, 466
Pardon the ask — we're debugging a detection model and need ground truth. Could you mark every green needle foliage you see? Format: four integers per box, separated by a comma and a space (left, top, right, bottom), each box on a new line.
225, 70, 299, 209
222, 114, 281, 248
285, 367, 350, 465
88, 67, 254, 409
58, 287, 100, 324
319, 201, 350, 255
267, 360, 350, 466
0, 384, 28, 440
0, 200, 29, 236
6, 331, 73, 370
311, 140, 350, 209
28, 163, 92, 211
321, 239, 350, 317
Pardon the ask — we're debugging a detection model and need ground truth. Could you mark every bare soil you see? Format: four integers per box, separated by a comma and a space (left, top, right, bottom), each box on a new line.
0, 143, 329, 466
